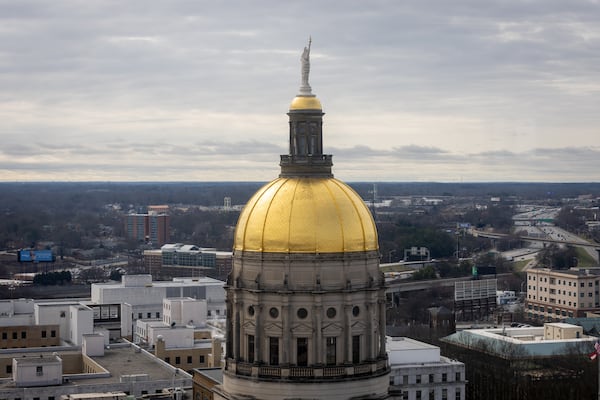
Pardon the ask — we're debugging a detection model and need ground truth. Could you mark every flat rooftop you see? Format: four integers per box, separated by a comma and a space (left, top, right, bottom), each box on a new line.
442, 324, 597, 357
89, 345, 179, 384
386, 336, 437, 352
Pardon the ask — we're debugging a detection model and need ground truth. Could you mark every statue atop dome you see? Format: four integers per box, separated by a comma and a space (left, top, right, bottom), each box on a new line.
299, 37, 312, 96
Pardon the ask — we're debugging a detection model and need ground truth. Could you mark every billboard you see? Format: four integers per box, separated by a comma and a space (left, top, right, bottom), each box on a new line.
18, 249, 55, 263
472, 265, 497, 276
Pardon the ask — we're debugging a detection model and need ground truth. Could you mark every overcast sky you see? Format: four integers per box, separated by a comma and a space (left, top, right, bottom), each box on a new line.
1, 0, 599, 182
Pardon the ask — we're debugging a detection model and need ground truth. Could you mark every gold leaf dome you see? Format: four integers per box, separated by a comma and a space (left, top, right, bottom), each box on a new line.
289, 95, 322, 111
234, 177, 378, 253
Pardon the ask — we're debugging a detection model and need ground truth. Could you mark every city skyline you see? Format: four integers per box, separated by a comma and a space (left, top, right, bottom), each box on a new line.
1, 0, 599, 182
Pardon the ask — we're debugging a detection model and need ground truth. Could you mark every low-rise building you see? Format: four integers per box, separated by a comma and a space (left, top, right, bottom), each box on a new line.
143, 244, 233, 279
0, 299, 94, 347
525, 268, 600, 322
441, 322, 598, 399
387, 337, 465, 400
0, 339, 191, 399
91, 275, 226, 339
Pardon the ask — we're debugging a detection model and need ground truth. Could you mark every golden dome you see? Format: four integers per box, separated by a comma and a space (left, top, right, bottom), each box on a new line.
289, 95, 322, 111
234, 177, 378, 253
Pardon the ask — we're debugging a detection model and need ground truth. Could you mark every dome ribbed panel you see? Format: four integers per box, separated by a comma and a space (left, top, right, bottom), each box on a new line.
233, 177, 378, 253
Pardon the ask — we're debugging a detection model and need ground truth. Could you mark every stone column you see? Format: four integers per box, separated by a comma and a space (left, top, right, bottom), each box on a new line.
282, 302, 290, 364
365, 301, 373, 360
225, 298, 233, 358
344, 304, 352, 363
255, 303, 263, 363
314, 304, 322, 365
234, 308, 241, 361
378, 298, 386, 357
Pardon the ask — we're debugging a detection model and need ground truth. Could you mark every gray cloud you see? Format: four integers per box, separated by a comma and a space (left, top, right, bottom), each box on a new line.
1, 0, 599, 181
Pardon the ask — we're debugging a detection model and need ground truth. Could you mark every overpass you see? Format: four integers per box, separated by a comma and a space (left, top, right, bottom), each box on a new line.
471, 229, 600, 251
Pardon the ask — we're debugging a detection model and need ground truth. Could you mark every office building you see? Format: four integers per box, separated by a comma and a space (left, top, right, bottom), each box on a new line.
387, 336, 465, 400
124, 206, 170, 246
525, 267, 600, 322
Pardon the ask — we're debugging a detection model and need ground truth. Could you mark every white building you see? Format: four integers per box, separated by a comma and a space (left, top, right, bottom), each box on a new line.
12, 354, 63, 387
443, 322, 595, 356
387, 337, 465, 400
0, 299, 35, 326
163, 297, 207, 327
91, 275, 225, 338
497, 290, 517, 305
34, 301, 94, 346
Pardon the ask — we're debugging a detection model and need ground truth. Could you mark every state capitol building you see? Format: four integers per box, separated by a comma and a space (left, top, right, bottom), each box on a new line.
214, 42, 390, 400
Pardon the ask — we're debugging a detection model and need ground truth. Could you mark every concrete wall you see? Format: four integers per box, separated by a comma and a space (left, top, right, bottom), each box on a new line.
35, 303, 76, 343
70, 305, 94, 346
163, 298, 207, 326
13, 355, 62, 387
148, 326, 194, 348
82, 334, 105, 357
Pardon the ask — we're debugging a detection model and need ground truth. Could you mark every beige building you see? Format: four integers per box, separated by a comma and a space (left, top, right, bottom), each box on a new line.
525, 268, 600, 322
155, 335, 222, 372
0, 324, 60, 349
214, 44, 389, 400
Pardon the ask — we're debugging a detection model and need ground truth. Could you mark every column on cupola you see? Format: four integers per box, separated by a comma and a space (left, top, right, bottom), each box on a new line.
379, 298, 386, 357
282, 301, 290, 365
313, 302, 323, 365
366, 300, 374, 360
344, 304, 352, 363
255, 303, 263, 363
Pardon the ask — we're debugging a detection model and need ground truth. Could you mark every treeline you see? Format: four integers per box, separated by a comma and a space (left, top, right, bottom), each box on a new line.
33, 271, 72, 285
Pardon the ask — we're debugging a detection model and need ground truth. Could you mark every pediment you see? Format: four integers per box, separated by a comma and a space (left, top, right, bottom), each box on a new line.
322, 323, 343, 334
242, 320, 256, 330
264, 322, 283, 334
291, 322, 314, 335
350, 320, 367, 333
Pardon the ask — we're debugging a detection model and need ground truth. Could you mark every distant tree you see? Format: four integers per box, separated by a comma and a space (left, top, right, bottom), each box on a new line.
463, 204, 514, 232
109, 269, 123, 282
412, 265, 437, 281
556, 207, 587, 233
474, 252, 510, 273
33, 271, 71, 285
437, 260, 471, 278
78, 267, 106, 283
536, 244, 578, 269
